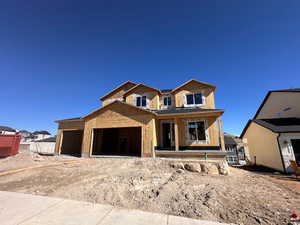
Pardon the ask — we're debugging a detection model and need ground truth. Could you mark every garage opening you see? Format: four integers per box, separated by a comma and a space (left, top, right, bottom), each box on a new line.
60, 130, 83, 156
92, 127, 141, 157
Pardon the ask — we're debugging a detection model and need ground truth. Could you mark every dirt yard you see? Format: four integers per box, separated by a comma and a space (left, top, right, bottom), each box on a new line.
0, 153, 300, 225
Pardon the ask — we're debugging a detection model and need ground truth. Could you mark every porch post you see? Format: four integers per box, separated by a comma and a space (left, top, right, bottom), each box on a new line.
174, 117, 179, 151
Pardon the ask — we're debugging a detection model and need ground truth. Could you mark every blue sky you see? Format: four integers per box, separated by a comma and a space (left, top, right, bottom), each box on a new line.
0, 0, 300, 135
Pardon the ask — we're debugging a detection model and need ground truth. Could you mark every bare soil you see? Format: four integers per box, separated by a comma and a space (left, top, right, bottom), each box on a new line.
0, 153, 300, 225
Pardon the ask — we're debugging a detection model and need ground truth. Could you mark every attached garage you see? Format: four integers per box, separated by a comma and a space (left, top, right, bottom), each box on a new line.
92, 127, 141, 156
60, 130, 83, 156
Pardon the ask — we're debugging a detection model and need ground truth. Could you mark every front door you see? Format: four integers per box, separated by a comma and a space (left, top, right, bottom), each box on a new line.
162, 122, 175, 149
291, 139, 300, 161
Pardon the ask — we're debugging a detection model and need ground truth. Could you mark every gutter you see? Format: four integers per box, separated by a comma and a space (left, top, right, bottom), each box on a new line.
276, 133, 287, 173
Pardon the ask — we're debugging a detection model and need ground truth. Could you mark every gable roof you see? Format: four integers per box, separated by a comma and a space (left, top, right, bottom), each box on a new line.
253, 88, 300, 119
99, 81, 137, 101
123, 83, 161, 97
171, 79, 216, 93
240, 117, 300, 138
0, 126, 16, 132
55, 117, 82, 123
81, 100, 157, 119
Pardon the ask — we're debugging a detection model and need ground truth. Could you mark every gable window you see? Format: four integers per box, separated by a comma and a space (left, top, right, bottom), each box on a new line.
163, 96, 172, 106
186, 93, 203, 106
187, 120, 208, 143
136, 96, 147, 107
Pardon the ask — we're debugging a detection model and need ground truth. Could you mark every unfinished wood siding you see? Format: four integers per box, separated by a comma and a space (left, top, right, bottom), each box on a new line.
81, 102, 155, 157
243, 122, 284, 172
125, 86, 160, 109
178, 117, 220, 146
102, 82, 136, 106
173, 81, 215, 109
58, 120, 84, 130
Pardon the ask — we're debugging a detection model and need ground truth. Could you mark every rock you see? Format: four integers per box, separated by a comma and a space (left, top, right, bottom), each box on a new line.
170, 162, 185, 170
184, 163, 201, 173
218, 161, 230, 175
201, 163, 219, 175
176, 169, 185, 174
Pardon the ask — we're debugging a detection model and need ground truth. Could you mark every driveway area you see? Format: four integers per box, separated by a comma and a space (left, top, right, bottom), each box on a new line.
0, 152, 299, 225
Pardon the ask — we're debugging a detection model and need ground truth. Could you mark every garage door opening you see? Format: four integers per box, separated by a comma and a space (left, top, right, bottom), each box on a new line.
60, 130, 83, 156
92, 127, 141, 157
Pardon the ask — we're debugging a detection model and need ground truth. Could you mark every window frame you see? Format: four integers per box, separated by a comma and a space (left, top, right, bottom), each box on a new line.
185, 119, 209, 144
162, 96, 172, 108
135, 95, 148, 108
185, 92, 205, 107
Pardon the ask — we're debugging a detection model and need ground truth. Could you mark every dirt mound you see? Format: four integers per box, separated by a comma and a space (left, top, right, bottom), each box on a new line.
0, 157, 299, 225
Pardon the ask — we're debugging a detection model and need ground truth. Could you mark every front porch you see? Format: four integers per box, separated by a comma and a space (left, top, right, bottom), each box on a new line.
154, 111, 225, 159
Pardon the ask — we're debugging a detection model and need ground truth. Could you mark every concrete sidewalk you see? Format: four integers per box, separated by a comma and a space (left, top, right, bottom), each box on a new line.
0, 191, 234, 225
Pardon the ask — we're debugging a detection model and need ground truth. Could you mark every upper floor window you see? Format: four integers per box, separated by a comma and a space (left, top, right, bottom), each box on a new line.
136, 96, 147, 107
186, 93, 203, 106
163, 96, 172, 107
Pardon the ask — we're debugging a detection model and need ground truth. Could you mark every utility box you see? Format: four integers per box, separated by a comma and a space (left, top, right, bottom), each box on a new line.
0, 135, 21, 157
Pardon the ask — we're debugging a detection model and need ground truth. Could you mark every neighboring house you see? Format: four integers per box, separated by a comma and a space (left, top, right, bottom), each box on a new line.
224, 133, 246, 165
241, 88, 300, 173
55, 79, 225, 159
32, 131, 51, 141
0, 126, 16, 135
18, 130, 31, 142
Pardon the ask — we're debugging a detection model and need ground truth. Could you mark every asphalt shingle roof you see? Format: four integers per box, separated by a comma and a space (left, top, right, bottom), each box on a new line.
0, 126, 16, 132
253, 117, 300, 133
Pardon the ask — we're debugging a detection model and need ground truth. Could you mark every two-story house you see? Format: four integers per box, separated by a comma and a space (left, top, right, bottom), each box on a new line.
241, 88, 300, 173
54, 79, 226, 160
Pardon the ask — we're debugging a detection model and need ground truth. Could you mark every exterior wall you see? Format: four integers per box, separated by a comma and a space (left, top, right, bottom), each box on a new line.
102, 82, 136, 106
81, 103, 155, 157
243, 122, 284, 172
125, 86, 160, 110
173, 81, 215, 109
256, 92, 300, 119
178, 117, 220, 146
278, 133, 300, 173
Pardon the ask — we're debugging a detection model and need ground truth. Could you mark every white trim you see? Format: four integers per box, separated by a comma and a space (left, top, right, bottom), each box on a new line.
185, 119, 210, 144
184, 91, 206, 107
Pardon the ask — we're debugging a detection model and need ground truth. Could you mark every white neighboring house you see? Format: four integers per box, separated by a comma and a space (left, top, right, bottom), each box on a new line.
32, 131, 51, 141
0, 126, 16, 135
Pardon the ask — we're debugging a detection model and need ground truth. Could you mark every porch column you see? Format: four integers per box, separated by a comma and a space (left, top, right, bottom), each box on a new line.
174, 117, 179, 151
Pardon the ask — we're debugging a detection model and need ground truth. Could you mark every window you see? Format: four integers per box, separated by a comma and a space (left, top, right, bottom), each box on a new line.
187, 120, 207, 143
186, 93, 203, 106
136, 96, 147, 107
163, 96, 172, 106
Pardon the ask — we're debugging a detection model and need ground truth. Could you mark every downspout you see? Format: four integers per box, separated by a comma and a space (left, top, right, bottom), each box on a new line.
276, 133, 287, 173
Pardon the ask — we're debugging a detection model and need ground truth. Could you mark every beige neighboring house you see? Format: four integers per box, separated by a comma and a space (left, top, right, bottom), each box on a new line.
54, 79, 226, 160
241, 88, 300, 173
